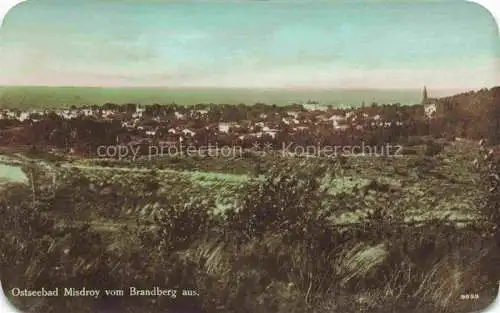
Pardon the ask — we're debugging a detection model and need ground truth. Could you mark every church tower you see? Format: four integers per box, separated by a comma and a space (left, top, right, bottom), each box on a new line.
422, 86, 428, 104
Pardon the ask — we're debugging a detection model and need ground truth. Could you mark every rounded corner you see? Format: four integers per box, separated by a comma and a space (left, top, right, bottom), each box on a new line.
0, 281, 24, 313
0, 0, 29, 29
466, 0, 500, 36
478, 284, 500, 313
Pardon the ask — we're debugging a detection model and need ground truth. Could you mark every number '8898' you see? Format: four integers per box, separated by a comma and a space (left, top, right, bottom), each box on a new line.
459, 294, 479, 300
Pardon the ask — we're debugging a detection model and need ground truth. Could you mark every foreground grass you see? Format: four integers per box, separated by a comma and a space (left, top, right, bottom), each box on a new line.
0, 139, 496, 313
1, 153, 498, 313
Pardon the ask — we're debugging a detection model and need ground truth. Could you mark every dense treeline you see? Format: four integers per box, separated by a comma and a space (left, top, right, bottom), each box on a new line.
433, 87, 500, 143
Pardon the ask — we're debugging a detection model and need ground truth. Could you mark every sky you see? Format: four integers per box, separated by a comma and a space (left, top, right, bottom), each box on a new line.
0, 0, 498, 90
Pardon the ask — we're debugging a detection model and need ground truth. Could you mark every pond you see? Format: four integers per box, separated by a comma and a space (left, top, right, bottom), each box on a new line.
0, 164, 27, 183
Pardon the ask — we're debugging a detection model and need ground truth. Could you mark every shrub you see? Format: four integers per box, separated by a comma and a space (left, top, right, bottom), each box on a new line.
425, 140, 443, 157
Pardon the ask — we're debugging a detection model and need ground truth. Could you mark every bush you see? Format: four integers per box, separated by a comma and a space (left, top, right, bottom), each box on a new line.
425, 140, 443, 157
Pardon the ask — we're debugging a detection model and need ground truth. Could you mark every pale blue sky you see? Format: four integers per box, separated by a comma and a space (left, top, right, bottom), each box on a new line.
0, 0, 498, 89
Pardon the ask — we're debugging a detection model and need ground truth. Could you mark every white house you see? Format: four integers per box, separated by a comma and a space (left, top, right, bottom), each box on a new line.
424, 103, 437, 118
345, 111, 355, 119
218, 122, 234, 133
328, 115, 345, 121
182, 129, 195, 137
19, 112, 30, 122
334, 124, 349, 131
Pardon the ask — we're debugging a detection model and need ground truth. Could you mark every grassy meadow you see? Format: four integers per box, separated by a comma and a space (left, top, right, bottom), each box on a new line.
1, 137, 499, 313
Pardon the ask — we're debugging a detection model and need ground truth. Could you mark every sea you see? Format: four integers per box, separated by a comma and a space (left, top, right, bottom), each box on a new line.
0, 86, 466, 109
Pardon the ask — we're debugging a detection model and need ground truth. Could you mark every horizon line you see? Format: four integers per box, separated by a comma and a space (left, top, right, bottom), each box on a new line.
0, 84, 491, 92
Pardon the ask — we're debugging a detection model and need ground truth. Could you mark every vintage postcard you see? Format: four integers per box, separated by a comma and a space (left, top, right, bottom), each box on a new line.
0, 1, 499, 312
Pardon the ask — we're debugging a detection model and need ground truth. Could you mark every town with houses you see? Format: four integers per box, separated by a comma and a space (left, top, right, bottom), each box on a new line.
0, 88, 438, 157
